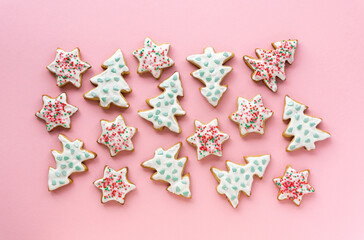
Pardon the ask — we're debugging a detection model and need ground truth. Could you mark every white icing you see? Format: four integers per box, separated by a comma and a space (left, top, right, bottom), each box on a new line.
187, 47, 233, 107
84, 49, 131, 108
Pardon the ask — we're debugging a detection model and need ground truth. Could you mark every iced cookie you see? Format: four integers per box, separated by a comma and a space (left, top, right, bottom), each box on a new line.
141, 143, 191, 198
243, 40, 298, 92
186, 118, 229, 160
48, 134, 96, 191
47, 48, 91, 88
211, 155, 270, 208
133, 37, 174, 79
35, 93, 78, 131
94, 165, 136, 204
84, 49, 131, 109
283, 96, 330, 151
229, 94, 273, 137
273, 165, 314, 206
138, 72, 185, 133
97, 115, 137, 157
187, 47, 234, 107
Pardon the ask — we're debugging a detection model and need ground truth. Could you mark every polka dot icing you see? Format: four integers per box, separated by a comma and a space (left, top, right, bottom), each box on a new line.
138, 72, 185, 133
211, 155, 270, 208
35, 93, 78, 132
94, 166, 136, 204
84, 49, 131, 108
187, 47, 234, 107
283, 96, 330, 151
97, 115, 137, 157
141, 143, 191, 198
273, 165, 314, 206
48, 134, 96, 191
230, 94, 273, 136
47, 48, 91, 88
187, 118, 229, 160
243, 40, 298, 92
133, 37, 174, 79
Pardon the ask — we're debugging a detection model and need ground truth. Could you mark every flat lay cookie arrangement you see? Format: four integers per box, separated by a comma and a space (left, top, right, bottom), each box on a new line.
36, 38, 331, 208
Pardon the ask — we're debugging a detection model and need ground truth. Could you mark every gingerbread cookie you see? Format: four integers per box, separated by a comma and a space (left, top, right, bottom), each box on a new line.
48, 134, 96, 191
84, 49, 131, 109
283, 96, 330, 151
229, 94, 273, 137
133, 37, 174, 79
47, 48, 91, 88
94, 165, 136, 204
35, 93, 78, 131
273, 165, 314, 206
243, 40, 298, 92
138, 72, 185, 133
186, 118, 229, 160
97, 115, 137, 157
187, 47, 234, 107
211, 155, 270, 208
141, 143, 191, 198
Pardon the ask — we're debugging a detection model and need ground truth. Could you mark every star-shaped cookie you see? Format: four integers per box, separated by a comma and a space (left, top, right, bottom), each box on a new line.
94, 165, 136, 204
97, 115, 137, 157
273, 165, 315, 206
186, 118, 229, 160
47, 48, 91, 88
229, 94, 273, 136
133, 37, 174, 79
35, 93, 78, 131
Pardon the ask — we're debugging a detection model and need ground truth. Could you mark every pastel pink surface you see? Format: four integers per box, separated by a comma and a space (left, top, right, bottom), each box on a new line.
0, 0, 363, 239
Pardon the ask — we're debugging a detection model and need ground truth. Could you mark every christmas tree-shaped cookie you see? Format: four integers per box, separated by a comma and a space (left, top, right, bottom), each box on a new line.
211, 155, 270, 208
138, 72, 185, 133
141, 143, 191, 198
283, 96, 330, 151
243, 39, 297, 92
187, 47, 234, 107
84, 49, 131, 109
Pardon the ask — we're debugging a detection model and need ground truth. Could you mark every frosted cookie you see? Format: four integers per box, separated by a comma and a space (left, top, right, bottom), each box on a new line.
283, 96, 330, 151
273, 165, 314, 206
229, 94, 273, 137
35, 93, 78, 131
141, 142, 191, 198
243, 40, 298, 92
187, 47, 234, 107
211, 155, 270, 208
84, 49, 131, 109
48, 134, 96, 191
94, 165, 136, 204
186, 118, 229, 160
133, 37, 174, 79
138, 72, 185, 133
47, 48, 91, 88
97, 115, 137, 157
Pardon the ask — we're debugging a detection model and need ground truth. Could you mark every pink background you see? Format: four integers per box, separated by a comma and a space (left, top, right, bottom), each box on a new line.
1, 0, 363, 239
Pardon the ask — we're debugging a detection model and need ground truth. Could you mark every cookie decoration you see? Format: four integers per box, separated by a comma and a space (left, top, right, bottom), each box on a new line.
48, 134, 96, 191
283, 96, 330, 151
138, 72, 185, 133
141, 142, 191, 198
273, 165, 314, 206
187, 47, 234, 107
243, 40, 297, 92
229, 94, 273, 137
186, 118, 229, 160
211, 155, 270, 208
133, 37, 174, 79
84, 49, 131, 109
47, 48, 91, 88
35, 93, 78, 132
97, 115, 137, 157
94, 165, 136, 204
